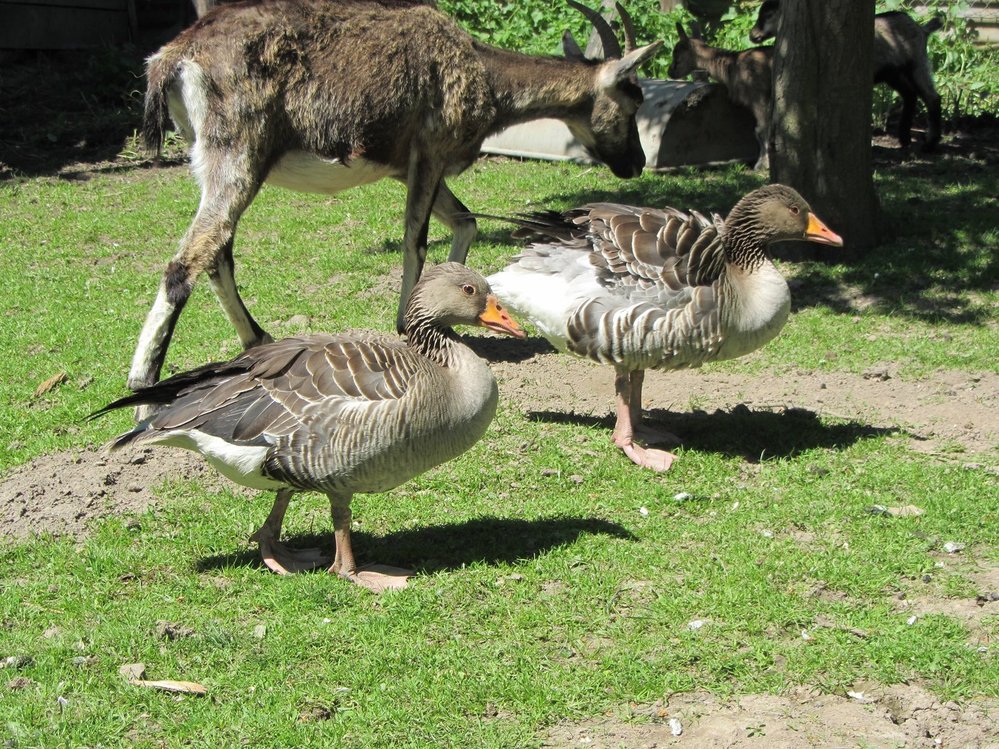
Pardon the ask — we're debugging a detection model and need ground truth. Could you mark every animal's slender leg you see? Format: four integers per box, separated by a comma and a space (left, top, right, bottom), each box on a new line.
611, 367, 676, 472
432, 181, 477, 264
395, 150, 444, 333
128, 148, 263, 394
753, 100, 772, 171
208, 238, 273, 350
911, 59, 941, 151
753, 126, 770, 171
327, 493, 411, 592
249, 489, 329, 574
894, 78, 918, 149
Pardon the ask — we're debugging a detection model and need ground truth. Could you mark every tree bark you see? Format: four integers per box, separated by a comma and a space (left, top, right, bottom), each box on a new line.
771, 0, 880, 257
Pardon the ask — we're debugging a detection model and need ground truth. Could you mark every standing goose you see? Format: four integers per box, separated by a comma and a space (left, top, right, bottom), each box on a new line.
487, 184, 842, 471
93, 263, 524, 592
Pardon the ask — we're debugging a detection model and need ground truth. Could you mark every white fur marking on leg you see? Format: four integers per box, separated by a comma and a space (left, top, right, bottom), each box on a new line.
129, 282, 176, 388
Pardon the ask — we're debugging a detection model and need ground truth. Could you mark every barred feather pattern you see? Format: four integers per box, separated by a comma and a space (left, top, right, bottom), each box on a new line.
567, 207, 732, 369
489, 193, 797, 372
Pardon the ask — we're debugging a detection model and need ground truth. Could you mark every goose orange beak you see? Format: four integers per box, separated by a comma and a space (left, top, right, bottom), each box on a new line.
480, 295, 525, 338
805, 212, 844, 246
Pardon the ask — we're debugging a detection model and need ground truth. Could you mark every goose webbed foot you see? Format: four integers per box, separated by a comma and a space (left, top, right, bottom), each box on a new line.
249, 488, 330, 574
331, 562, 413, 593
616, 438, 677, 472
328, 493, 411, 592
252, 528, 331, 574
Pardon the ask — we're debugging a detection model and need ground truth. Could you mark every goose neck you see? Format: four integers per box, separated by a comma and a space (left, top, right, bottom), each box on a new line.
722, 223, 768, 272
405, 321, 461, 367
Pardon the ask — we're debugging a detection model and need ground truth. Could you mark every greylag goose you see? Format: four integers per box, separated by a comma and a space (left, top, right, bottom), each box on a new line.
487, 184, 843, 472
92, 263, 524, 592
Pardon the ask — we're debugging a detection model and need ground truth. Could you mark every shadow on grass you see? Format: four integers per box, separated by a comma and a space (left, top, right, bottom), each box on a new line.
462, 334, 556, 363
527, 404, 896, 462
195, 514, 633, 574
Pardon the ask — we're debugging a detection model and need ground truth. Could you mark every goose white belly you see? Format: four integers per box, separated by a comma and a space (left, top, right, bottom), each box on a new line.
265, 151, 397, 195
488, 254, 602, 350
715, 262, 791, 360
146, 429, 286, 491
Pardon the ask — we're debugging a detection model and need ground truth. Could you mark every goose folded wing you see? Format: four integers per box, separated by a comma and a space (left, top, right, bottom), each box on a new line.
581, 204, 727, 304
150, 334, 429, 445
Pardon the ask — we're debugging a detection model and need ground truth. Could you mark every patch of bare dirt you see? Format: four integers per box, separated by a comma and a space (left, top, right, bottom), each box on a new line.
480, 343, 999, 461
0, 446, 231, 542
894, 561, 999, 649
543, 684, 999, 748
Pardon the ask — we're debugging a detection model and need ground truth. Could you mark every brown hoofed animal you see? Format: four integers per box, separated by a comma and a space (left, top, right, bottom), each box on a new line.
749, 0, 942, 151
129, 0, 661, 398
667, 23, 774, 170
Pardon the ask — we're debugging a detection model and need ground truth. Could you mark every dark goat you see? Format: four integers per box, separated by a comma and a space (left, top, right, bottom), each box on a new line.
129, 0, 661, 394
668, 23, 773, 170
749, 0, 942, 150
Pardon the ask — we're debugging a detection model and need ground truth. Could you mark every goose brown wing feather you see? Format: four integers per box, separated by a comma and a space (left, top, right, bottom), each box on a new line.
569, 204, 727, 303
230, 393, 290, 443
630, 228, 663, 267
140, 334, 430, 446
253, 335, 428, 434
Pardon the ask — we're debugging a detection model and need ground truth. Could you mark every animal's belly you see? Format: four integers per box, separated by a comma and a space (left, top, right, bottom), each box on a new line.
331, 396, 497, 495
265, 151, 397, 195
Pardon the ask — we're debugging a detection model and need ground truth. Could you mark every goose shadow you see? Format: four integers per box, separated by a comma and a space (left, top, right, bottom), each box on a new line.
195, 514, 633, 574
461, 334, 555, 363
527, 404, 898, 462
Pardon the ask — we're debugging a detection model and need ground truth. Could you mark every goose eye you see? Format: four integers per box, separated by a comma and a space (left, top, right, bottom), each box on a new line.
461, 284, 476, 296
789, 205, 800, 216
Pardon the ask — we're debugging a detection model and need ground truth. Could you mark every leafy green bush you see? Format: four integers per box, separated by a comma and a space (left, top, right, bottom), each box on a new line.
439, 0, 998, 123
894, 0, 999, 120
438, 0, 688, 79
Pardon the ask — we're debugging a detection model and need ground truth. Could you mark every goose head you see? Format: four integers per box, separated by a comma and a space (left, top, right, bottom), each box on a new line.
724, 184, 844, 267
404, 262, 526, 339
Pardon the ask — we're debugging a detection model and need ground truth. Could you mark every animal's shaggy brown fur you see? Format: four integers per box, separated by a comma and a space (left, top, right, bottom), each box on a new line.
129, 0, 661, 395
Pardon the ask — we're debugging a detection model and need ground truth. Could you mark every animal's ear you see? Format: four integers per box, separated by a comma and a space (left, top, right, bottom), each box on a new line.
562, 29, 585, 60
690, 20, 703, 39
601, 41, 663, 85
676, 22, 687, 40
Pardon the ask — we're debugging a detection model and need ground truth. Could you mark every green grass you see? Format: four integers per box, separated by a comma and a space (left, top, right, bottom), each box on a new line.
1, 155, 997, 747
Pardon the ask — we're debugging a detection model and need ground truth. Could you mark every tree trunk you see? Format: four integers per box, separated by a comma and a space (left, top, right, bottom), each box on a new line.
771, 0, 880, 258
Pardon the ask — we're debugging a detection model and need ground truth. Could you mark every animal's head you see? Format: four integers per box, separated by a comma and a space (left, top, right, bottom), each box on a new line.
406, 263, 524, 338
749, 0, 780, 43
666, 23, 702, 80
728, 184, 844, 249
562, 1, 662, 179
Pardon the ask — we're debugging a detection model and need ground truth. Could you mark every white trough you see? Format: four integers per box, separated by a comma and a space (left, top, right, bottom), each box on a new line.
482, 79, 760, 170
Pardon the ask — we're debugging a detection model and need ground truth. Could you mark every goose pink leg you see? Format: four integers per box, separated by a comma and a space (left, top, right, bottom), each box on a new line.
250, 489, 331, 573
627, 370, 682, 447
328, 494, 412, 593
612, 368, 678, 472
